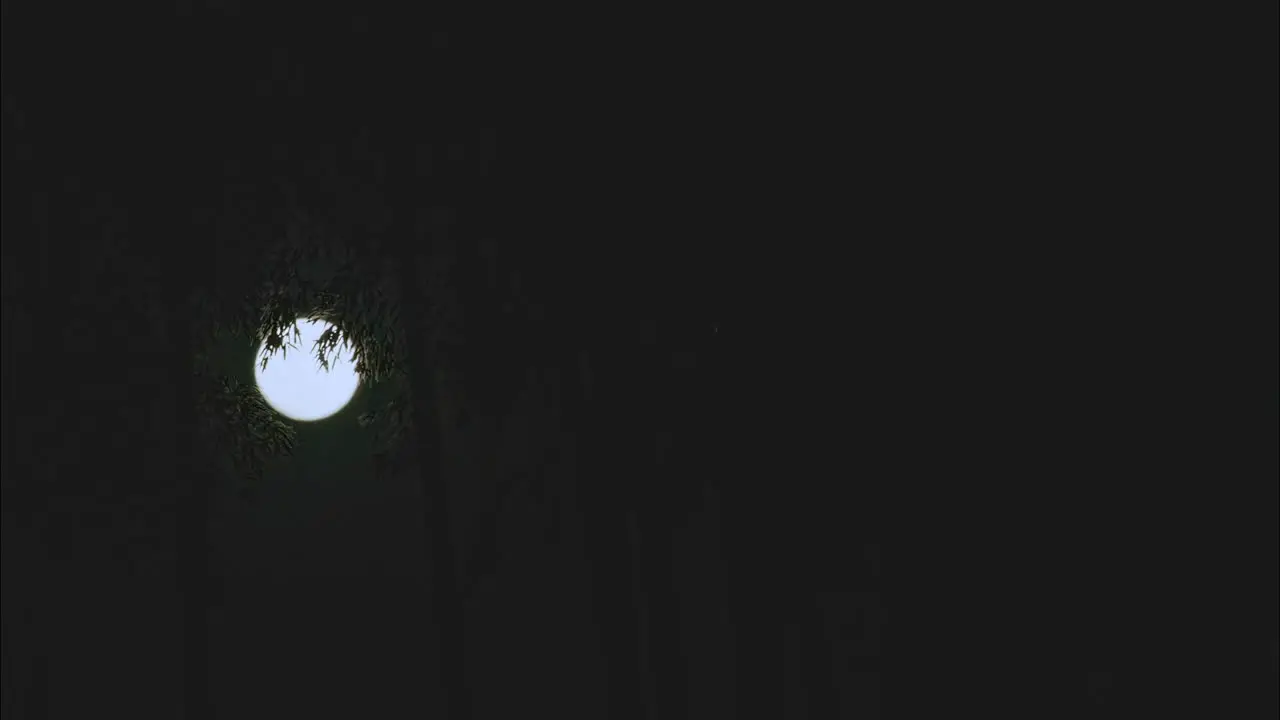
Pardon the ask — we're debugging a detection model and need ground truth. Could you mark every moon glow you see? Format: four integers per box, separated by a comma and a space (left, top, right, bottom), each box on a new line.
253, 318, 361, 422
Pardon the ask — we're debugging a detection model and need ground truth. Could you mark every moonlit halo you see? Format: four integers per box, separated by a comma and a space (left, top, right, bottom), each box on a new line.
254, 318, 361, 422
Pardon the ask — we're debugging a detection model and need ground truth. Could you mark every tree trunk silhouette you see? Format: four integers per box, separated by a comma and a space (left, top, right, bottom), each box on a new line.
1, 92, 55, 719
721, 460, 787, 717
636, 457, 692, 719
1, 191, 53, 720
164, 195, 214, 720
397, 206, 474, 720
571, 348, 652, 719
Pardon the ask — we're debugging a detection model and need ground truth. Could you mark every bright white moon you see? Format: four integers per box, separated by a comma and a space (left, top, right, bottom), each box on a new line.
254, 319, 361, 422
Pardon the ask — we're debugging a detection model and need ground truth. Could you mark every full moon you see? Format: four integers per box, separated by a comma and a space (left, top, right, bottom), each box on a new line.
254, 318, 361, 422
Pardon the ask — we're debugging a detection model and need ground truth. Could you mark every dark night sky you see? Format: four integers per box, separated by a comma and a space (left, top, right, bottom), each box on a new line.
4, 5, 1278, 719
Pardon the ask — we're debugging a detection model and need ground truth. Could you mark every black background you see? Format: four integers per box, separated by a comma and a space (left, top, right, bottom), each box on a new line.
3, 4, 1277, 719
